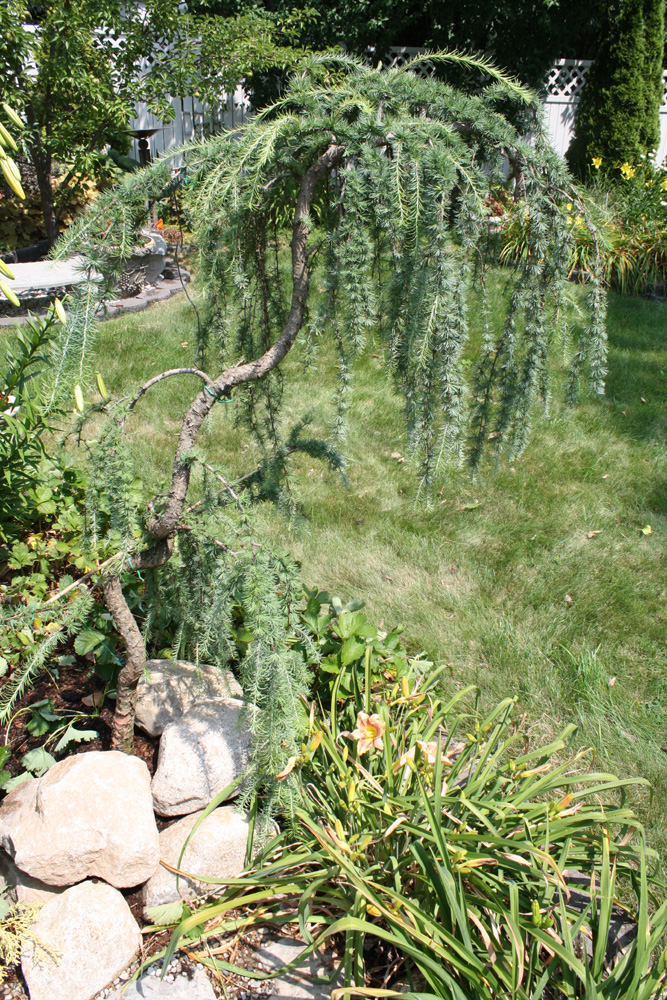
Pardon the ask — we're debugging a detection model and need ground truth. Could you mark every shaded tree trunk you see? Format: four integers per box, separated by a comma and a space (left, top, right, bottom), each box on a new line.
30, 147, 59, 247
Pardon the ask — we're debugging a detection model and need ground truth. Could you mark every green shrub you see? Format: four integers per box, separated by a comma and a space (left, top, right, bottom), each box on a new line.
0, 314, 64, 543
567, 0, 665, 175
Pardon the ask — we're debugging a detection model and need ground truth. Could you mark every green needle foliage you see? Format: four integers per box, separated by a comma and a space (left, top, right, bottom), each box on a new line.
58, 50, 608, 769
63, 50, 606, 496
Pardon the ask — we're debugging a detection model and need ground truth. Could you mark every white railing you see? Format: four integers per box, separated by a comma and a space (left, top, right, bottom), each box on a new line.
130, 53, 667, 165
129, 87, 251, 164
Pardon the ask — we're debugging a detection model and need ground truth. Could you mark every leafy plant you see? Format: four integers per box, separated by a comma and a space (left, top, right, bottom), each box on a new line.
0, 314, 66, 542
0, 0, 310, 244
158, 664, 667, 1000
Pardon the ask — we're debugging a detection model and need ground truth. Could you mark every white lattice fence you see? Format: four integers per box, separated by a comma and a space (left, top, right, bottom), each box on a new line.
544, 57, 667, 161
130, 52, 667, 165
381, 46, 436, 76
129, 87, 251, 165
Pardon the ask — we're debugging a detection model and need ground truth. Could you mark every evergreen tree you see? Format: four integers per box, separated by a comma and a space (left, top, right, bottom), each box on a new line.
640, 0, 666, 152
567, 0, 665, 173
57, 53, 607, 784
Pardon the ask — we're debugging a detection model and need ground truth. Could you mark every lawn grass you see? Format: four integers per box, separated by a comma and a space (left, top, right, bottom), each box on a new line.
26, 277, 667, 857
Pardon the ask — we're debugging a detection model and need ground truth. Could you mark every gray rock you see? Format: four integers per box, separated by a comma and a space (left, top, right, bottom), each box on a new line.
0, 850, 67, 905
136, 659, 243, 737
151, 701, 251, 817
0, 751, 159, 887
110, 966, 216, 999
563, 870, 637, 968
142, 806, 249, 914
251, 936, 341, 1000
21, 880, 140, 1000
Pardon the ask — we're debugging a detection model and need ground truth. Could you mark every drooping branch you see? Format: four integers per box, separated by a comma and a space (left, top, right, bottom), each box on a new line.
128, 368, 215, 410
103, 142, 344, 752
146, 142, 345, 541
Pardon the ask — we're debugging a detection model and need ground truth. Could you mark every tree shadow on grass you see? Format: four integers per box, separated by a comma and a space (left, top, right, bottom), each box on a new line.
602, 291, 667, 445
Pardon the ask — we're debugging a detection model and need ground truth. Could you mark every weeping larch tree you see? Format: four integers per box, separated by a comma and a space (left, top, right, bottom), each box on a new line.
55, 52, 606, 791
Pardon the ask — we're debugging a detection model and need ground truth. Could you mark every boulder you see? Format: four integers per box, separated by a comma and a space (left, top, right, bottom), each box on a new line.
136, 659, 243, 737
111, 965, 216, 999
250, 935, 342, 1000
0, 850, 67, 905
142, 806, 249, 914
0, 751, 159, 887
21, 880, 141, 1000
151, 701, 251, 817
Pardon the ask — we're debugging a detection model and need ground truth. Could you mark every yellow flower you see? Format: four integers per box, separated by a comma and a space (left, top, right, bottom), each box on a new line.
620, 162, 636, 179
592, 156, 602, 170
352, 712, 385, 754
661, 179, 667, 191
394, 739, 464, 770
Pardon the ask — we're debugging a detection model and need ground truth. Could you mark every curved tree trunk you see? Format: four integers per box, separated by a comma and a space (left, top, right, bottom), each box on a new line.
107, 143, 345, 753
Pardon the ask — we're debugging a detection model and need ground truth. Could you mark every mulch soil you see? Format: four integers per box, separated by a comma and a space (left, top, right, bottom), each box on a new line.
1, 660, 159, 780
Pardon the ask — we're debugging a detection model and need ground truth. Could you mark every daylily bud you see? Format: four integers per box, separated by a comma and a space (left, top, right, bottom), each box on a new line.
0, 280, 20, 308
2, 104, 24, 130
53, 298, 67, 325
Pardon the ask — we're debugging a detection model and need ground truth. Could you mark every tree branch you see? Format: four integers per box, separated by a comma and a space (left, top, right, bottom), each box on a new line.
102, 574, 147, 753
128, 368, 215, 411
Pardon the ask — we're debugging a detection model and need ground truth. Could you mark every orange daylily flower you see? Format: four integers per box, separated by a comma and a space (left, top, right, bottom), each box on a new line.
352, 712, 385, 754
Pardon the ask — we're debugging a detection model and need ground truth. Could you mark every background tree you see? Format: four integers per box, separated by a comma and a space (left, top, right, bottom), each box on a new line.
641, 0, 666, 151
195, 0, 607, 87
567, 0, 666, 174
54, 53, 607, 774
0, 0, 308, 245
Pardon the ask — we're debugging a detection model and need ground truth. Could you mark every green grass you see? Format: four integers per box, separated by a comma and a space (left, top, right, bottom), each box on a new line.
24, 279, 667, 857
